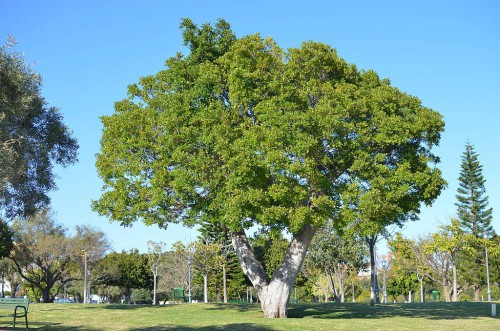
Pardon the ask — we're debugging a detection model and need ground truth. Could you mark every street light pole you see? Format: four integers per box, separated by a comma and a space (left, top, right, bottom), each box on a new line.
83, 250, 88, 304
382, 260, 388, 304
484, 235, 491, 301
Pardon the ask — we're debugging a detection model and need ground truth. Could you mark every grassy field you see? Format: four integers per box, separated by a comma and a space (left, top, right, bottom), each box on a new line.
0, 301, 498, 330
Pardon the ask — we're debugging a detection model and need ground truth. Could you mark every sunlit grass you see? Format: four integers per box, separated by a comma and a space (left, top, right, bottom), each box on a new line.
0, 301, 497, 330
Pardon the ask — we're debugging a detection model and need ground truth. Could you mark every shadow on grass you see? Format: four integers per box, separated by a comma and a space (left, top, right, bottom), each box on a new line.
287, 302, 495, 320
100, 304, 179, 310
128, 323, 276, 331
11, 322, 102, 331
203, 303, 259, 313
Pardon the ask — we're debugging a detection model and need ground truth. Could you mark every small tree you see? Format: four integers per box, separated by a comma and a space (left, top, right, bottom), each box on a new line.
73, 225, 110, 303
426, 219, 475, 301
456, 142, 494, 237
147, 241, 166, 305
191, 241, 224, 303
389, 233, 432, 302
304, 223, 367, 303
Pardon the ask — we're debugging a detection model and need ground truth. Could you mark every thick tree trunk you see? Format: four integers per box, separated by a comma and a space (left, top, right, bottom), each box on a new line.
366, 235, 379, 306
42, 287, 53, 303
232, 224, 317, 318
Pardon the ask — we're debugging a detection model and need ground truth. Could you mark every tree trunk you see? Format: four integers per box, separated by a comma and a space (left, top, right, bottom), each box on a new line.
366, 235, 379, 306
338, 270, 345, 303
442, 284, 451, 302
231, 224, 316, 318
203, 274, 208, 303
327, 272, 340, 303
42, 287, 53, 303
419, 278, 425, 303
452, 252, 457, 302
474, 285, 480, 302
223, 264, 228, 303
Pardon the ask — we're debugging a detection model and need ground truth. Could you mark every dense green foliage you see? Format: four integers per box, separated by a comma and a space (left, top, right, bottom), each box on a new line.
94, 249, 153, 301
0, 38, 78, 219
0, 219, 12, 259
94, 17, 444, 243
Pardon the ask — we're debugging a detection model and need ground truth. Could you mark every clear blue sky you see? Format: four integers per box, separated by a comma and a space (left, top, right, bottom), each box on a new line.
2, 0, 499, 253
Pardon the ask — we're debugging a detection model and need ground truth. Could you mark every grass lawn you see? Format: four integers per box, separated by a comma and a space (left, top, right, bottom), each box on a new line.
0, 301, 498, 330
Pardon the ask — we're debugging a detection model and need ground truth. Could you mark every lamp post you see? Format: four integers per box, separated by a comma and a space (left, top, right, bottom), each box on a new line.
382, 260, 388, 304
82, 250, 88, 304
484, 234, 491, 302
187, 253, 192, 303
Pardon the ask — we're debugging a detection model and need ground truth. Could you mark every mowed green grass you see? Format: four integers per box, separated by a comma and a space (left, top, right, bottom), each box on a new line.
0, 301, 498, 331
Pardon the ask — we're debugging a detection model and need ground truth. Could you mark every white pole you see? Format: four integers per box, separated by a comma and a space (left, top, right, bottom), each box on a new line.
485, 244, 491, 301
492, 304, 496, 317
83, 250, 88, 304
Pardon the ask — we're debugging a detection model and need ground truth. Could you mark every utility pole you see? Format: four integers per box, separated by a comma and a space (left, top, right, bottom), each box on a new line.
187, 253, 192, 303
83, 250, 88, 304
382, 260, 388, 304
484, 235, 491, 301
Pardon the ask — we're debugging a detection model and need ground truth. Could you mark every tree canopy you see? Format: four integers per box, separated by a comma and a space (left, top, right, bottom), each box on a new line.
94, 18, 444, 235
93, 19, 445, 317
0, 37, 78, 218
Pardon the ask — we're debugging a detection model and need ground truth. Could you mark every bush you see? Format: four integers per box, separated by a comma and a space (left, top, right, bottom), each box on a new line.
130, 288, 152, 304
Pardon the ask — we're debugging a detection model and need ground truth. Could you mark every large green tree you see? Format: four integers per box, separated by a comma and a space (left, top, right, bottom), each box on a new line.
0, 37, 78, 219
93, 19, 445, 317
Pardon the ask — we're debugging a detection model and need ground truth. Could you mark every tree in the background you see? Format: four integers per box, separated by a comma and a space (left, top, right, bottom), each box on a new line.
9, 209, 77, 302
0, 37, 78, 219
93, 250, 152, 302
73, 225, 111, 303
389, 233, 432, 302
199, 219, 227, 302
251, 230, 290, 279
456, 142, 494, 237
191, 241, 224, 303
147, 240, 166, 305
0, 258, 22, 297
455, 142, 496, 301
426, 219, 475, 302
304, 222, 367, 302
156, 241, 191, 302
93, 19, 445, 317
